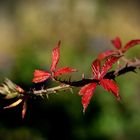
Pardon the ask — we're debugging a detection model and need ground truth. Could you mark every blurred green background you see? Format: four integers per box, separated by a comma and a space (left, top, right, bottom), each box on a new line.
0, 0, 140, 140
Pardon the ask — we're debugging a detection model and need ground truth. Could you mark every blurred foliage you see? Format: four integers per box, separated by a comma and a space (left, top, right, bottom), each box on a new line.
0, 0, 140, 140
0, 126, 45, 140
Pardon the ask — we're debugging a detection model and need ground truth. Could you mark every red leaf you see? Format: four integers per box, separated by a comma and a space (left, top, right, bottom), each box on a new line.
98, 50, 117, 60
50, 41, 61, 72
79, 83, 97, 112
16, 85, 24, 93
91, 59, 100, 79
100, 79, 120, 100
22, 101, 27, 119
122, 39, 140, 53
32, 70, 51, 83
111, 37, 122, 49
53, 67, 77, 77
100, 56, 120, 78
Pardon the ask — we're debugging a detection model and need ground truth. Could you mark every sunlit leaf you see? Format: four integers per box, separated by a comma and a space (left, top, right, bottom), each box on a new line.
16, 85, 24, 93
79, 83, 97, 113
22, 101, 27, 119
100, 79, 120, 100
91, 59, 100, 79
32, 70, 51, 83
100, 56, 120, 78
50, 41, 61, 72
98, 50, 117, 60
111, 37, 122, 49
0, 78, 21, 99
53, 67, 77, 77
4, 93, 18, 99
4, 99, 23, 109
122, 39, 140, 53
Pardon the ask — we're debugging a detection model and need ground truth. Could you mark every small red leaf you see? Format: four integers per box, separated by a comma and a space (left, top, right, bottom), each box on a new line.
32, 70, 51, 83
122, 39, 140, 52
100, 79, 120, 100
100, 56, 120, 78
91, 59, 100, 79
50, 41, 61, 72
112, 37, 122, 49
79, 83, 97, 112
22, 101, 27, 119
16, 85, 24, 93
98, 50, 117, 60
53, 67, 77, 77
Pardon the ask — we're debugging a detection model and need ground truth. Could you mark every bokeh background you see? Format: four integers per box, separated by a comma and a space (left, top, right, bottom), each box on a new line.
0, 0, 140, 140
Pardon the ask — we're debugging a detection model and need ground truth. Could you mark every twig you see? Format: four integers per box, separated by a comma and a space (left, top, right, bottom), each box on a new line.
28, 58, 140, 96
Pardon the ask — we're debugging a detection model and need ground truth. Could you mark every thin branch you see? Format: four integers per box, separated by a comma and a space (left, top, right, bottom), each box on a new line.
27, 58, 140, 96
32, 84, 71, 96
57, 59, 140, 86
0, 59, 140, 98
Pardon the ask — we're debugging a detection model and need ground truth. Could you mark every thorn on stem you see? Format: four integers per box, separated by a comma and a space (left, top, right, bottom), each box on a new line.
82, 73, 85, 79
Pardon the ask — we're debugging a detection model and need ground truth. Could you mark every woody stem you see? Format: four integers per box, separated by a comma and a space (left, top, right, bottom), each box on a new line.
26, 84, 72, 97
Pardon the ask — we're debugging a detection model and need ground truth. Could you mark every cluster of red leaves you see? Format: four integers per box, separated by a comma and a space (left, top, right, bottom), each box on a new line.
32, 41, 77, 83
79, 37, 140, 112
79, 56, 120, 112
98, 37, 140, 60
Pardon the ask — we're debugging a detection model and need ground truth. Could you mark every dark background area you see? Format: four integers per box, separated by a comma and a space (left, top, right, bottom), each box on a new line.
0, 0, 140, 140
